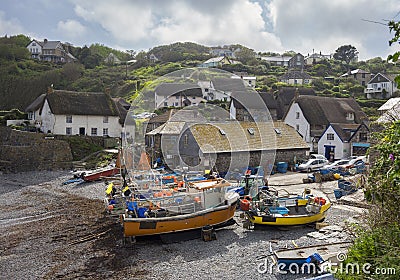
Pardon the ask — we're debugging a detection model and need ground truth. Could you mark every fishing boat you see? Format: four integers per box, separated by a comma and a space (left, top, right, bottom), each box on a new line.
120, 178, 239, 241
242, 187, 331, 227
82, 166, 120, 182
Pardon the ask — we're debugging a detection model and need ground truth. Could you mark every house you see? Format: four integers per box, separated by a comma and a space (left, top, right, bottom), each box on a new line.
230, 91, 278, 121
340, 69, 372, 86
197, 81, 230, 102
288, 53, 305, 70
104, 53, 121, 65
364, 73, 399, 99
154, 83, 205, 108
376, 97, 400, 123
276, 87, 316, 120
148, 53, 159, 63
177, 121, 309, 172
304, 52, 332, 65
284, 95, 369, 152
260, 56, 292, 67
231, 72, 257, 88
25, 90, 127, 137
279, 71, 312, 85
146, 119, 309, 172
26, 39, 76, 63
318, 123, 370, 160
199, 55, 233, 68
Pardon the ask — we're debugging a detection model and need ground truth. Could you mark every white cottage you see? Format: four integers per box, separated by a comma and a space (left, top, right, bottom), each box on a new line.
26, 90, 127, 137
284, 95, 369, 152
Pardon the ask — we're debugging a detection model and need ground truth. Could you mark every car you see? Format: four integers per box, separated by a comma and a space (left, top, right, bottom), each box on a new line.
341, 156, 367, 169
324, 159, 350, 169
310, 154, 327, 160
297, 158, 329, 173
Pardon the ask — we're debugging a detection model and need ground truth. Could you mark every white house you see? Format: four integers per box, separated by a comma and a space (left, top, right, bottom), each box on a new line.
26, 39, 76, 63
279, 71, 312, 85
25, 90, 127, 137
260, 56, 292, 67
318, 123, 369, 160
364, 73, 398, 99
154, 83, 205, 108
284, 95, 368, 152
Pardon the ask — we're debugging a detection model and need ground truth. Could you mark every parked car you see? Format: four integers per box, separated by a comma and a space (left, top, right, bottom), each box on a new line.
341, 156, 367, 169
310, 154, 327, 160
324, 159, 350, 169
298, 158, 329, 172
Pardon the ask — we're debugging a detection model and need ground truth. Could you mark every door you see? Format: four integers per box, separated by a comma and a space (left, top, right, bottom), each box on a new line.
324, 145, 335, 162
79, 127, 85, 135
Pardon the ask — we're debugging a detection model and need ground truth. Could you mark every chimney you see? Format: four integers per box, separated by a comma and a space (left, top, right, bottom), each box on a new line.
47, 84, 54, 94
44, 38, 48, 43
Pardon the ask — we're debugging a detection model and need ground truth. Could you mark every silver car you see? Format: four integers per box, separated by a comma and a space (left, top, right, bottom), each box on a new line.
298, 158, 329, 173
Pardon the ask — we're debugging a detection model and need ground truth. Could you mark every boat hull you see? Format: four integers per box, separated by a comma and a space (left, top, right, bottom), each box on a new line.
121, 202, 237, 237
248, 203, 331, 226
83, 167, 119, 181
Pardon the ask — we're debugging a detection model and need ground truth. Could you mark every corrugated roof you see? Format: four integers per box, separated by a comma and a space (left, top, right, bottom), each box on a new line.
45, 90, 119, 116
190, 121, 308, 153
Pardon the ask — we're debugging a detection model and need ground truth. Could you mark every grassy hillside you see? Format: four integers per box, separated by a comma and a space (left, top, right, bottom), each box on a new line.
0, 34, 399, 119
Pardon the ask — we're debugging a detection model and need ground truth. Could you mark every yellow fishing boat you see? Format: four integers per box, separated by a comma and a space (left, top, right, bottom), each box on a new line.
120, 178, 239, 241
242, 187, 331, 227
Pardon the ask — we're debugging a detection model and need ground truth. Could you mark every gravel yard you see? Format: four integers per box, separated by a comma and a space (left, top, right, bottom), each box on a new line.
0, 171, 366, 279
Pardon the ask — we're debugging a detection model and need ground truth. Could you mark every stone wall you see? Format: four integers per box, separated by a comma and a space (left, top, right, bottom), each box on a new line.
0, 126, 73, 173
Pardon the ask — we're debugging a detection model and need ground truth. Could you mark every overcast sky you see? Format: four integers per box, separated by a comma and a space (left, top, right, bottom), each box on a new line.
1, 0, 400, 60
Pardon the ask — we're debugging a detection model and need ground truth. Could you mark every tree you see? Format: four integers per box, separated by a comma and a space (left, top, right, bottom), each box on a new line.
333, 45, 358, 71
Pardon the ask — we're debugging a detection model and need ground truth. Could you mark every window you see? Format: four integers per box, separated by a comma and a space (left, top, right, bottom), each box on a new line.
32, 42, 36, 46
28, 112, 34, 120
103, 128, 109, 136
327, 133, 334, 140
164, 102, 168, 106
205, 88, 209, 92
66, 115, 72, 123
176, 96, 179, 99
103, 116, 109, 123
184, 134, 188, 145
192, 96, 196, 99
91, 128, 97, 136
359, 132, 367, 141
296, 112, 300, 119
66, 127, 72, 135
296, 124, 299, 131
362, 73, 365, 78
247, 128, 255, 135
174, 102, 179, 106
346, 112, 354, 121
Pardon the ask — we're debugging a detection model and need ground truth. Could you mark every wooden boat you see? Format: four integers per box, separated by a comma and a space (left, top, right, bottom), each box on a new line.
82, 166, 120, 182
243, 187, 331, 226
120, 178, 239, 240
274, 242, 352, 268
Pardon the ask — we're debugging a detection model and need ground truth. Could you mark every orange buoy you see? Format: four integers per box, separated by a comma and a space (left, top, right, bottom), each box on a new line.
107, 205, 114, 211
240, 199, 250, 211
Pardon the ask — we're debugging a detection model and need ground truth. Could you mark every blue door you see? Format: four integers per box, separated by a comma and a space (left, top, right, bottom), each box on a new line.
324, 145, 335, 161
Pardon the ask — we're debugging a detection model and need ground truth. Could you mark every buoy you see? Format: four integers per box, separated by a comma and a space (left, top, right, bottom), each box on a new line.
240, 199, 250, 211
107, 205, 114, 211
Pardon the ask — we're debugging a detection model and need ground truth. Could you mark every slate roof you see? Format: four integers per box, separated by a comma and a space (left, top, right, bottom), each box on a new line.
368, 73, 393, 84
112, 98, 129, 124
212, 77, 247, 94
329, 123, 363, 142
190, 121, 309, 153
44, 90, 119, 116
155, 83, 202, 97
42, 41, 62, 50
294, 96, 368, 125
146, 121, 186, 135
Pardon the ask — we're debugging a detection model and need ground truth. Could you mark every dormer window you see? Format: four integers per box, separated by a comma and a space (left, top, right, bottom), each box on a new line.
346, 112, 354, 121
219, 129, 226, 136
247, 128, 255, 135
